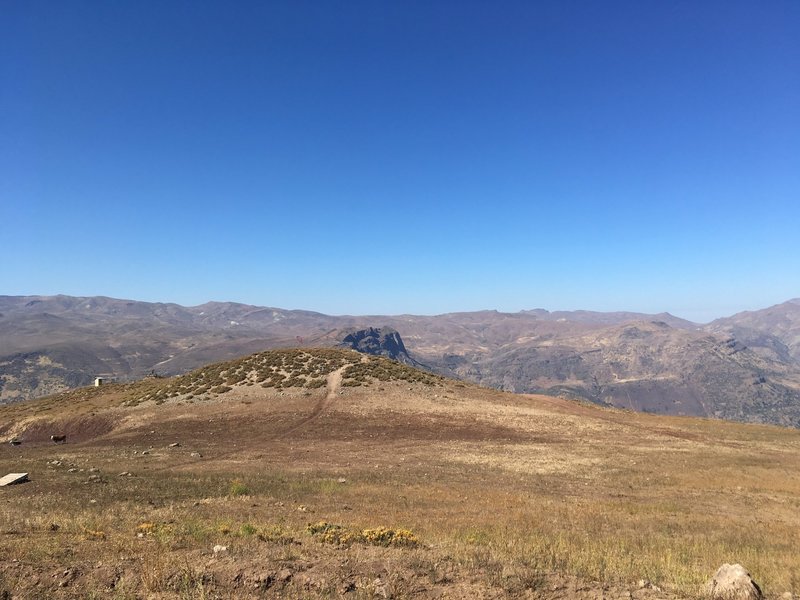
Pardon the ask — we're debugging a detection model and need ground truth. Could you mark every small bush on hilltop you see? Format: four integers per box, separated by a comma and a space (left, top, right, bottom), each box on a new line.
360, 526, 420, 547
342, 357, 442, 387
306, 521, 420, 548
257, 524, 295, 545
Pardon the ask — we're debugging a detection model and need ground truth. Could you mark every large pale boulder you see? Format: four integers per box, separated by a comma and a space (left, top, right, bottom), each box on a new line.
708, 564, 763, 600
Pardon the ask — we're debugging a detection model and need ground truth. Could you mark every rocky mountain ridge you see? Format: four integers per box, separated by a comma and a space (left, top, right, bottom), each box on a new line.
705, 299, 800, 363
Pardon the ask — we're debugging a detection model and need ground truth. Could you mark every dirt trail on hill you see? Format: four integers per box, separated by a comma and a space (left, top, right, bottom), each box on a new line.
326, 367, 343, 401
132, 366, 348, 472
279, 365, 345, 437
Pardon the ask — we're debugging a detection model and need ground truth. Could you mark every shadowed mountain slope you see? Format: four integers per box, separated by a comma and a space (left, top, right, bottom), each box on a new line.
451, 320, 800, 427
706, 299, 800, 362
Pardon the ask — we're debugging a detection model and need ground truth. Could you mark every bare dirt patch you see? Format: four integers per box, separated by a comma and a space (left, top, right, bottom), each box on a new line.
7, 413, 118, 445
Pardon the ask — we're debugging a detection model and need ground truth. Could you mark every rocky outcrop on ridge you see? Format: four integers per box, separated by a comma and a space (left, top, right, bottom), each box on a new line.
336, 327, 422, 367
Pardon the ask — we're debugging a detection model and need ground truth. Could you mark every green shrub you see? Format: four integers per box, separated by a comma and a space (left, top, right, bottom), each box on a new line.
228, 480, 250, 496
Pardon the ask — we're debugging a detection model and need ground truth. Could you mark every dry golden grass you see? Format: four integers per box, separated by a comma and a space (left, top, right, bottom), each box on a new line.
0, 349, 798, 598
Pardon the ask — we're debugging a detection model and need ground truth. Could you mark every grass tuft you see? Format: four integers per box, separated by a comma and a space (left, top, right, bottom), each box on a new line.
228, 480, 250, 497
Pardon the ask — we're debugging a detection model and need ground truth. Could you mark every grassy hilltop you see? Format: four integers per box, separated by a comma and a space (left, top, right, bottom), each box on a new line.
1, 348, 799, 599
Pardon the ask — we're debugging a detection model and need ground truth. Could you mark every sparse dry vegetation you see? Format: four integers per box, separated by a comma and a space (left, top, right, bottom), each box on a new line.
306, 521, 420, 548
1, 348, 799, 599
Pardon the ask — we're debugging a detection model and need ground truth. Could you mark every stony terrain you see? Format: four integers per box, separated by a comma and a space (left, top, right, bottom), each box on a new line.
1, 349, 798, 599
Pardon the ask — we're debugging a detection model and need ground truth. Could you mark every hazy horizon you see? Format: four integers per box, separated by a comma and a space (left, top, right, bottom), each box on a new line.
3, 290, 797, 325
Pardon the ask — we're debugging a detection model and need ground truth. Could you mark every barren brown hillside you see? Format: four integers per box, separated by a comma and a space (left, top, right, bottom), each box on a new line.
1, 349, 799, 599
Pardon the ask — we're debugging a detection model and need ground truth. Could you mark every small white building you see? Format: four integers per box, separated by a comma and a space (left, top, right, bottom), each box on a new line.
94, 377, 106, 387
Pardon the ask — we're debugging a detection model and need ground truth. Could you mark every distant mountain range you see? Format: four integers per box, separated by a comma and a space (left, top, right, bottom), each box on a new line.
2, 294, 800, 427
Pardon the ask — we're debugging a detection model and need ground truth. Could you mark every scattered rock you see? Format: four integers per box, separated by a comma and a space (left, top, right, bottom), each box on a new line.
169, 442, 181, 448
213, 544, 228, 555
0, 473, 29, 487
337, 478, 347, 484
118, 472, 132, 477
190, 452, 202, 458
249, 571, 274, 590
340, 580, 356, 594
708, 564, 763, 600
141, 450, 150, 455
637, 579, 661, 592
276, 569, 293, 583
372, 577, 389, 598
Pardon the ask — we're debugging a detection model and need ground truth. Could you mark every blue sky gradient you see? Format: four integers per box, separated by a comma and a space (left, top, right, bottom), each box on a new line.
2, 1, 798, 322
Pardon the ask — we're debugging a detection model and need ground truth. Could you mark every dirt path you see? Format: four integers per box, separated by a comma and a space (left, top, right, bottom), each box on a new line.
138, 367, 348, 471
326, 367, 344, 401
279, 366, 346, 437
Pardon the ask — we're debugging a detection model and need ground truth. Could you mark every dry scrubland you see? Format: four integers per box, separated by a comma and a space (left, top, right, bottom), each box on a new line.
0, 349, 798, 599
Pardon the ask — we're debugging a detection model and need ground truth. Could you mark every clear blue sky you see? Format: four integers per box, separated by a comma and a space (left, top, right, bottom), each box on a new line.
2, 1, 798, 322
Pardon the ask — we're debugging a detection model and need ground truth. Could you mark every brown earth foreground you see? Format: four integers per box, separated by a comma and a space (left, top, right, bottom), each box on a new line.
0, 349, 798, 599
